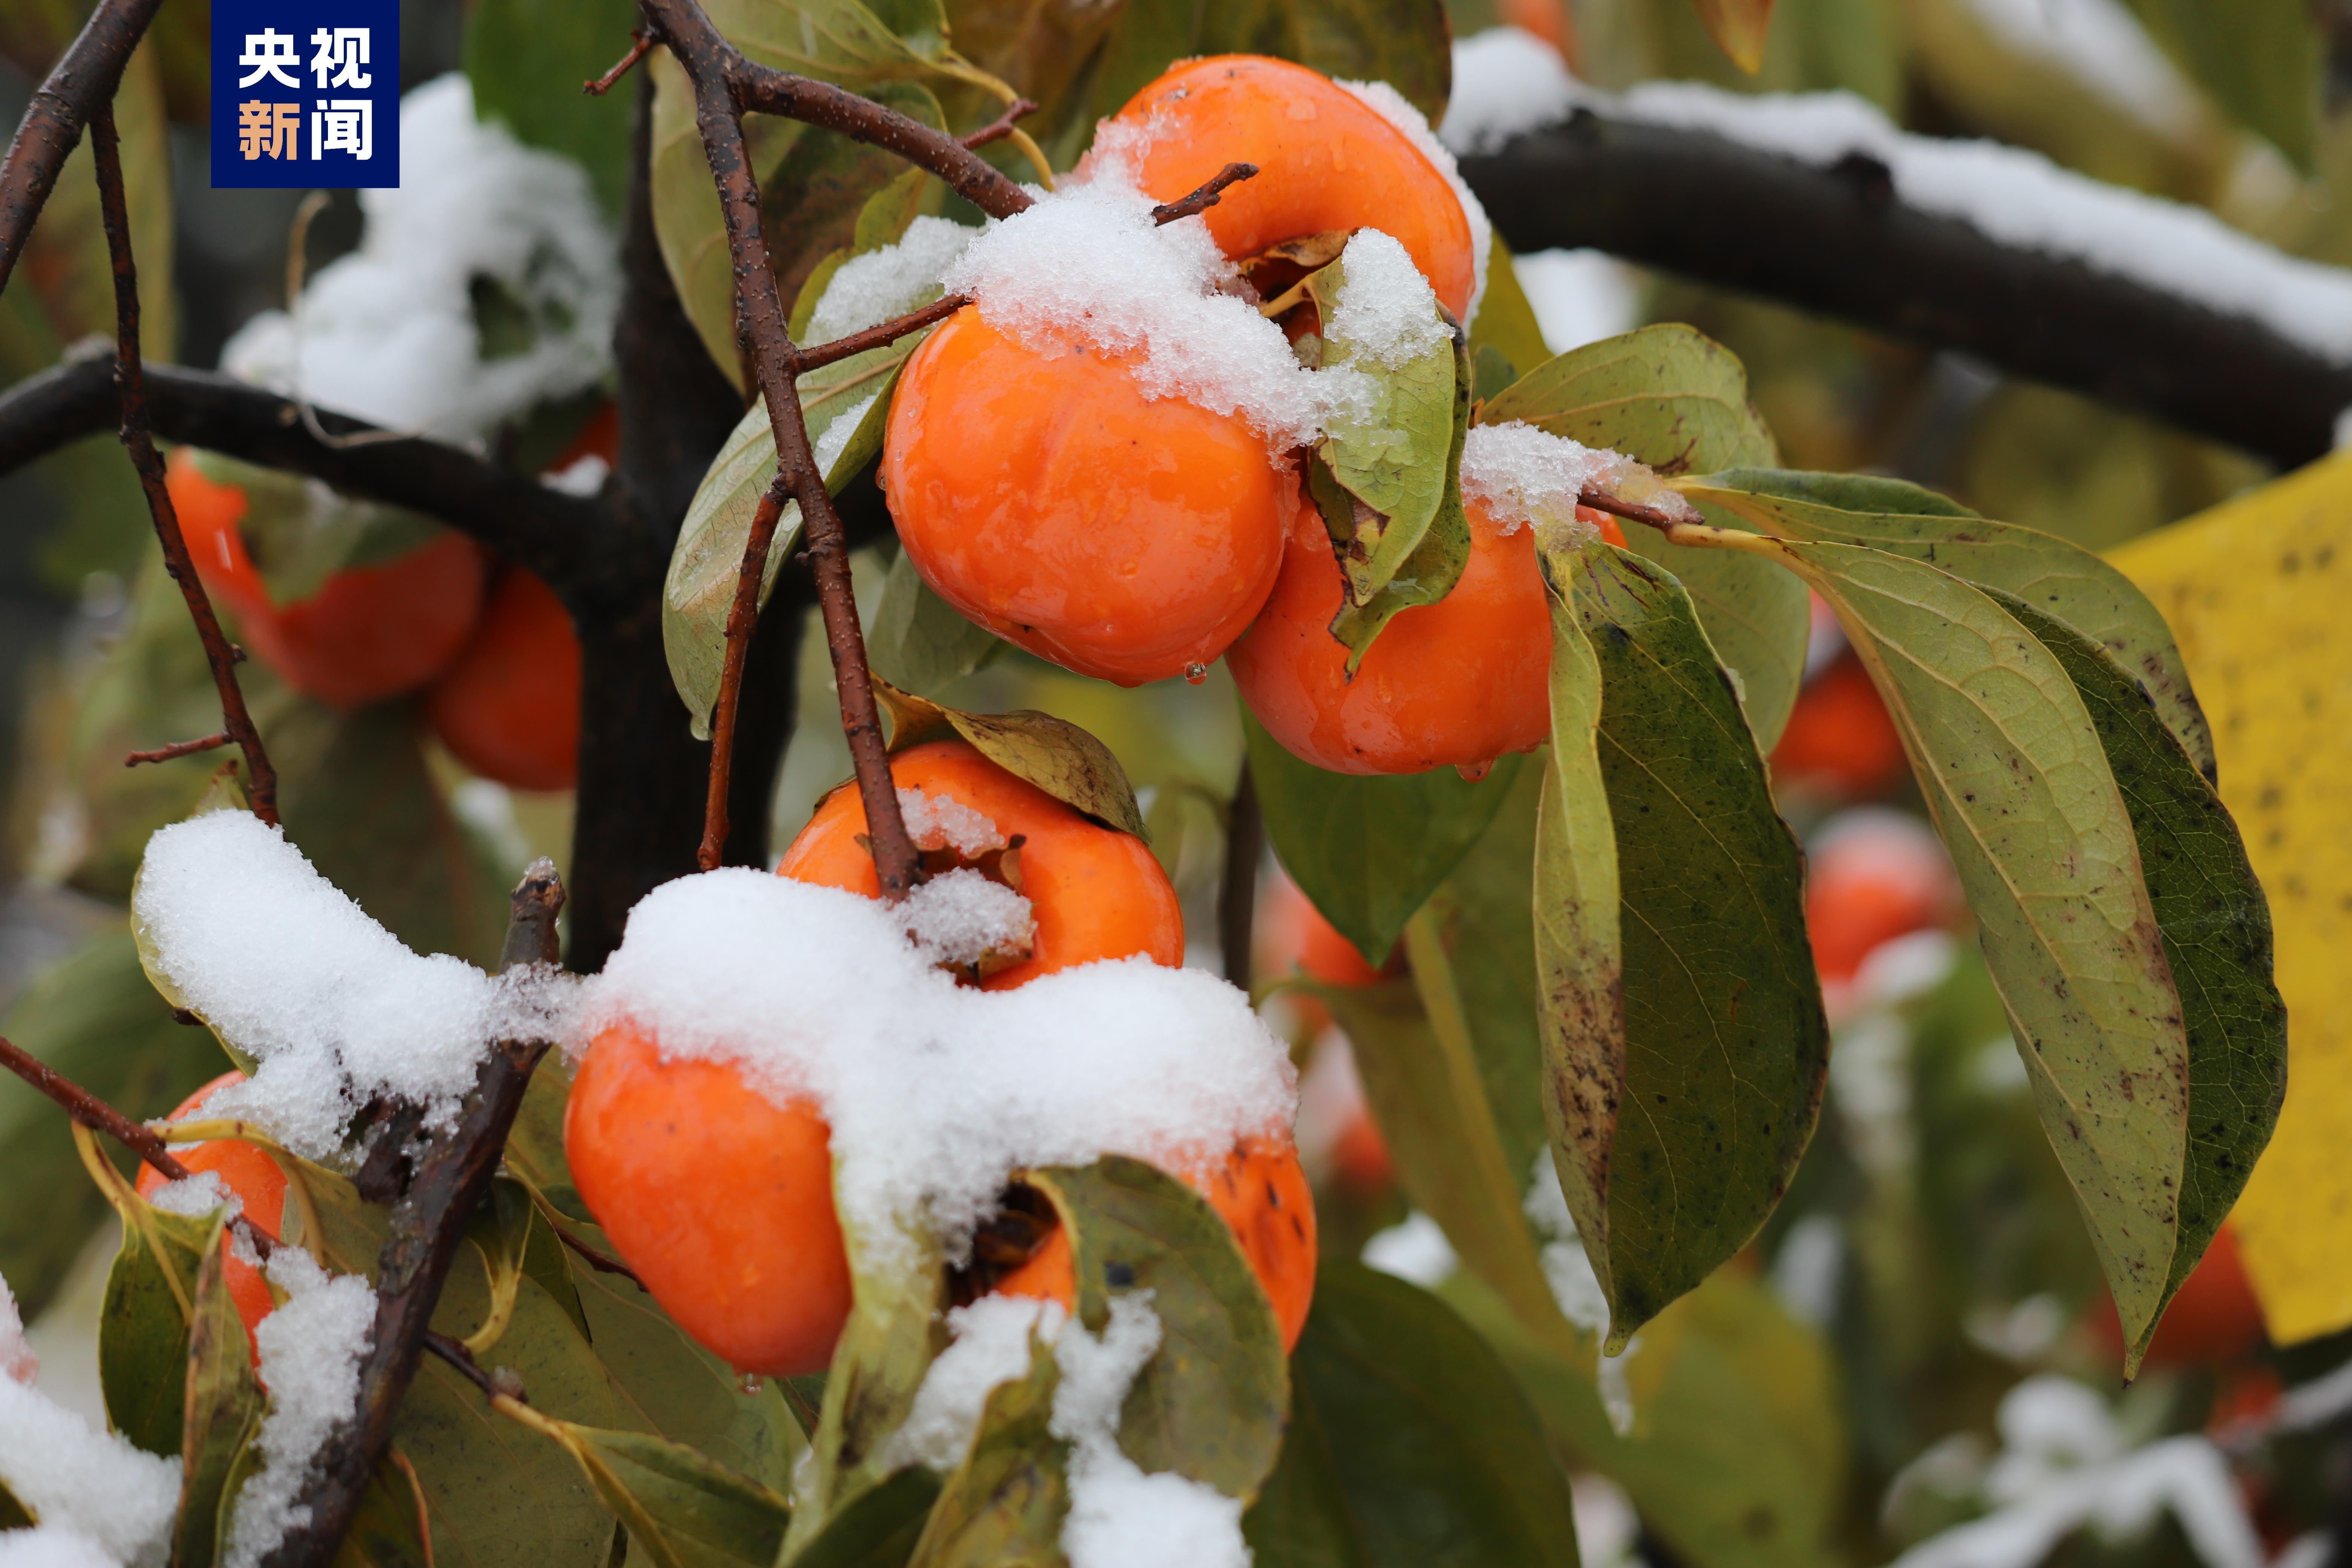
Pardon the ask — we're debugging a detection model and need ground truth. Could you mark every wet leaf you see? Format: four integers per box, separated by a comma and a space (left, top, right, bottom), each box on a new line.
98, 1179, 217, 1457
1995, 594, 2285, 1371
1774, 538, 2189, 1344
792, 1466, 942, 1568
1300, 244, 1472, 654
666, 350, 916, 739
1026, 1156, 1288, 1498
1483, 326, 1806, 752
0, 925, 225, 1317
546, 1422, 792, 1568
874, 681, 1149, 838
867, 548, 1004, 698
1685, 0, 1775, 72
506, 1056, 588, 1222
177, 1235, 264, 1568
1535, 543, 1827, 1345
1680, 467, 2216, 784
903, 1334, 1064, 1567
1243, 708, 1524, 966
1242, 1262, 1579, 1568
1468, 241, 1554, 398
792, 168, 937, 343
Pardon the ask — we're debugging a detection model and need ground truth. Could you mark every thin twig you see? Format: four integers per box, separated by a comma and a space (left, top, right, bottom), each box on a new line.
646, 0, 925, 900
545, 1221, 643, 1285
90, 105, 280, 824
126, 731, 230, 767
1152, 162, 1259, 224
585, 29, 655, 96
792, 294, 968, 374
698, 476, 792, 871
1577, 488, 1682, 531
0, 1034, 194, 1184
1219, 761, 1261, 990
421, 1332, 506, 1401
961, 97, 1039, 150
0, 0, 160, 292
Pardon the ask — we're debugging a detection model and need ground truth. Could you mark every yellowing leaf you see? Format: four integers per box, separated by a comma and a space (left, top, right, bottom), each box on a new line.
2110, 453, 2352, 1343
1685, 0, 1775, 73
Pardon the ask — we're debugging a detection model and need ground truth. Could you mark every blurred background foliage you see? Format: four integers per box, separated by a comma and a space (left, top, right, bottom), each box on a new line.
0, 0, 2346, 1563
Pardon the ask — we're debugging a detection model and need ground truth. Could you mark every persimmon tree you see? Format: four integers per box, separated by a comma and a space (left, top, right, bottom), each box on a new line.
0, 0, 2301, 1563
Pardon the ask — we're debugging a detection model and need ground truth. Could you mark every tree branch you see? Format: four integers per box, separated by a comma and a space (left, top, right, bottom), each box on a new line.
698, 475, 793, 870
0, 353, 623, 607
92, 105, 279, 824
1457, 112, 2352, 469
642, 0, 925, 901
265, 864, 566, 1568
0, 0, 159, 293
1219, 761, 1260, 990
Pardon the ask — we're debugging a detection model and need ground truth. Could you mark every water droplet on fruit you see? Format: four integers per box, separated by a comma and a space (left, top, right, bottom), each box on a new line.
1184, 663, 1209, 685
1455, 759, 1494, 783
738, 1372, 763, 1396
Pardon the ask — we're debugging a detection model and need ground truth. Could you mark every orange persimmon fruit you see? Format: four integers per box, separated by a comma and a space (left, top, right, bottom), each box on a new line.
779, 738, 1183, 988
1230, 495, 1623, 776
424, 567, 582, 791
135, 1071, 287, 1354
565, 1022, 852, 1377
995, 1133, 1318, 1351
880, 309, 1290, 686
1772, 648, 1908, 800
167, 448, 489, 710
1096, 55, 1480, 320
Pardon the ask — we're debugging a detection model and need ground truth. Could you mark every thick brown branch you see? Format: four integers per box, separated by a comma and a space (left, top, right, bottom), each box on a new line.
645, 0, 924, 900
0, 0, 160, 293
265, 865, 566, 1568
962, 97, 1039, 150
793, 294, 968, 374
585, 29, 655, 95
699, 477, 793, 871
91, 107, 280, 825
718, 54, 1033, 221
0, 354, 626, 606
126, 731, 229, 766
1152, 162, 1259, 224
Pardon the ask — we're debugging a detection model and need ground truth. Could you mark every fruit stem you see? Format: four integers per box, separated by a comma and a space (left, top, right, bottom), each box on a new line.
1152, 161, 1260, 224
583, 27, 655, 96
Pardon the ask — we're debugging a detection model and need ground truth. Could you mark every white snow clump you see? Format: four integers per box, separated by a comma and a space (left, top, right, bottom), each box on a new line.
1321, 228, 1450, 368
897, 787, 1004, 858
0, 1371, 180, 1567
0, 1527, 128, 1568
134, 813, 577, 1159
147, 1169, 243, 1226
223, 75, 617, 444
222, 1249, 378, 1568
576, 870, 1295, 1264
1460, 421, 1689, 545
0, 1275, 33, 1386
899, 870, 1036, 971
1334, 75, 1494, 328
804, 216, 979, 343
885, 1293, 1065, 1471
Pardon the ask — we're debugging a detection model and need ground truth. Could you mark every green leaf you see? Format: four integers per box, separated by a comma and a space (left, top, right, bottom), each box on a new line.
867, 548, 1004, 698
101, 1195, 219, 1456
1468, 241, 1554, 398
792, 168, 937, 343
791, 1466, 942, 1568
666, 351, 915, 739
1451, 1267, 1845, 1568
1300, 243, 1473, 662
1482, 326, 1806, 753
1243, 1262, 1580, 1568
464, 0, 640, 215
1243, 708, 1524, 966
1993, 593, 2286, 1371
1773, 537, 2189, 1343
874, 683, 1148, 838
1680, 467, 2216, 784
551, 1424, 792, 1568
507, 1057, 588, 1222
2119, 0, 2320, 166
903, 1334, 1064, 1567
177, 1234, 265, 1568
0, 925, 225, 1317
1535, 543, 1828, 1345
1026, 1157, 1288, 1497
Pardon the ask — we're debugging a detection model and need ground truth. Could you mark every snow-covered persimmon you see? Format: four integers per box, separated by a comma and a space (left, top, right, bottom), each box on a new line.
1096, 55, 1481, 320
779, 738, 1182, 988
564, 1021, 853, 1377
424, 567, 582, 792
880, 309, 1290, 687
134, 1071, 287, 1354
167, 449, 490, 711
994, 1134, 1318, 1351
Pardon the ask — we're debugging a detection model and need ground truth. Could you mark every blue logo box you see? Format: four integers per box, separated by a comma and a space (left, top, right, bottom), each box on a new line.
210, 0, 400, 188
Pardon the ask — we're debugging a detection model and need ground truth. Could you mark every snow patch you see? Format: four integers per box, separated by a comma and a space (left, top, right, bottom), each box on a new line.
147, 1170, 244, 1227
805, 217, 978, 344
134, 815, 578, 1159
222, 76, 617, 444
0, 1276, 33, 1387
0, 1528, 126, 1568
223, 1249, 377, 1568
1323, 229, 1450, 368
1335, 76, 1494, 329
1461, 421, 1688, 544
578, 871, 1295, 1266
1361, 1211, 1459, 1287
0, 1375, 179, 1568
899, 787, 1004, 858
887, 1294, 1064, 1472
899, 870, 1035, 971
